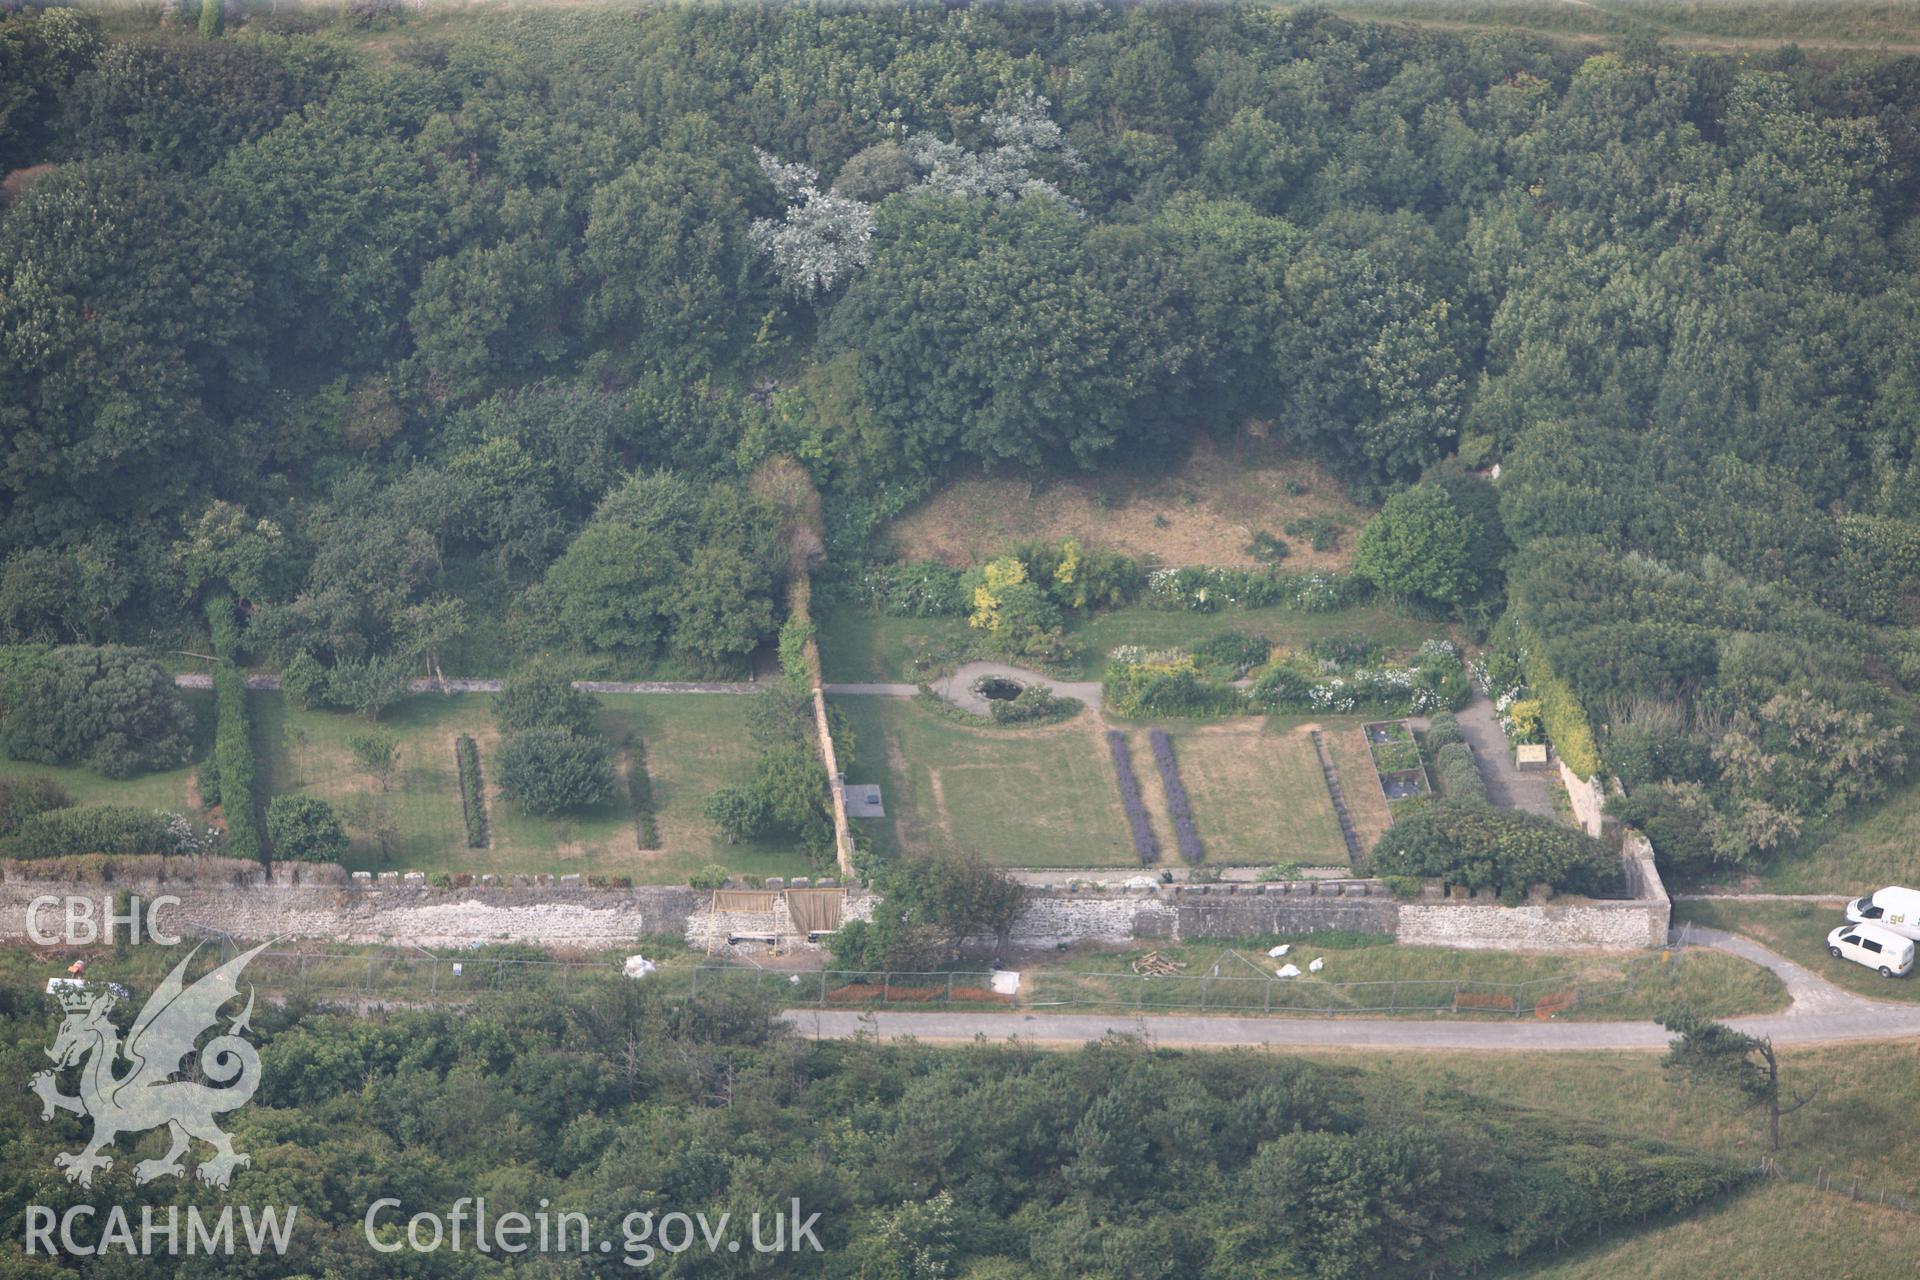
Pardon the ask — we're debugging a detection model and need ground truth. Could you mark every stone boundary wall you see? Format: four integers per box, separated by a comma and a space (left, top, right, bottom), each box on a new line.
1559, 758, 1612, 838
0, 849, 1671, 954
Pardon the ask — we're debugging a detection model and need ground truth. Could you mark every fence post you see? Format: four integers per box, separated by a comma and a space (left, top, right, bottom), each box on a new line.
430, 959, 438, 996
1200, 976, 1209, 1012
883, 973, 891, 1005
366, 956, 375, 993
1573, 978, 1580, 1010
1136, 976, 1144, 1010
947, 973, 954, 1004
1264, 980, 1272, 1013
819, 970, 828, 1006
1388, 981, 1398, 1013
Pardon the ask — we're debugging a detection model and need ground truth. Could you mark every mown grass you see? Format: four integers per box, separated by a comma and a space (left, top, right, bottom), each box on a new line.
1126, 719, 1350, 865
1020, 937, 1785, 1020
257, 691, 812, 882
833, 694, 1134, 867
1671, 898, 1920, 1002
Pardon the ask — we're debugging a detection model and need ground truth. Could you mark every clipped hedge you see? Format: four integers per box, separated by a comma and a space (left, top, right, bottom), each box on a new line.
1149, 729, 1203, 863
455, 734, 488, 849
627, 739, 660, 849
1425, 712, 1465, 752
1107, 730, 1158, 864
10, 805, 176, 859
1433, 741, 1488, 805
1517, 627, 1603, 780
208, 596, 261, 861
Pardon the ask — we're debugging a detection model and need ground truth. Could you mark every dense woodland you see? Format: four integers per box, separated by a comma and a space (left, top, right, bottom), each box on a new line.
0, 973, 1744, 1279
4, 1, 1920, 873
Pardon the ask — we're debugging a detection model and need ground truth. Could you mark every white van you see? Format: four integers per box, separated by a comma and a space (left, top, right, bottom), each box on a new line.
1845, 887, 1920, 941
1827, 923, 1915, 978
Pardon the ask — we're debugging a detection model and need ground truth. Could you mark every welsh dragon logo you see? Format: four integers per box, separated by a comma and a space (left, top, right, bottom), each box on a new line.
31, 941, 270, 1189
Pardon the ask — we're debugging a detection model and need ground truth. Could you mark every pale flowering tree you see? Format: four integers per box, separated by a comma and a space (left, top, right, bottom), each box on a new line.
749, 150, 876, 298
750, 95, 1077, 297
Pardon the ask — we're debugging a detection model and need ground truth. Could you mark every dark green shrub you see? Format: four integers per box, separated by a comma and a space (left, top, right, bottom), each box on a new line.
498, 728, 614, 816
266, 794, 347, 862
1433, 741, 1488, 805
455, 734, 487, 848
1425, 712, 1465, 751
627, 739, 659, 848
9, 805, 175, 859
0, 774, 72, 837
0, 645, 193, 778
688, 863, 730, 890
494, 670, 600, 737
1370, 803, 1621, 903
1248, 667, 1314, 710
208, 599, 261, 860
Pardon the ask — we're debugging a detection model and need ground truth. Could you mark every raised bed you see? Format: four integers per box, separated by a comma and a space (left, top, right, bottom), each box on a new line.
1362, 719, 1433, 806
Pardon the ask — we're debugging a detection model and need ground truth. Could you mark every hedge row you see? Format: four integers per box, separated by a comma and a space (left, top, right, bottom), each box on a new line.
0, 775, 72, 837
627, 739, 660, 849
455, 734, 488, 849
1107, 731, 1158, 864
1433, 741, 1489, 805
10, 805, 176, 859
1149, 729, 1203, 863
1517, 628, 1604, 780
208, 597, 261, 861
1425, 712, 1465, 751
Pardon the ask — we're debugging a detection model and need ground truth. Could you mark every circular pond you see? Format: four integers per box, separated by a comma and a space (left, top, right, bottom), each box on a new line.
976, 677, 1023, 701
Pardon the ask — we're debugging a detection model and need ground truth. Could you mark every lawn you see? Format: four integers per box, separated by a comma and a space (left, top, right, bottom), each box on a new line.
1320, 721, 1392, 859
1129, 719, 1349, 866
1670, 898, 1920, 1002
0, 688, 215, 814
818, 601, 1446, 684
833, 695, 1136, 867
1020, 936, 1785, 1021
257, 691, 814, 883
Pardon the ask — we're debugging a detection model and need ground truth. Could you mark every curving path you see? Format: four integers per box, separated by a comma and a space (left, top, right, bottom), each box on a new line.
777, 928, 1920, 1051
824, 662, 1106, 714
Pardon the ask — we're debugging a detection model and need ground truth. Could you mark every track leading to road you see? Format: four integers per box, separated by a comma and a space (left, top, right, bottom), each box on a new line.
777, 927, 1920, 1051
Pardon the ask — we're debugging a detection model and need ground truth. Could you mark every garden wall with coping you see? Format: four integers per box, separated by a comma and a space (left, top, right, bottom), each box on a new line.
0, 842, 1670, 953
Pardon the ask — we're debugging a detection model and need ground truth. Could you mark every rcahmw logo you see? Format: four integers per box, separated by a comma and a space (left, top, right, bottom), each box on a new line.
25, 941, 300, 1258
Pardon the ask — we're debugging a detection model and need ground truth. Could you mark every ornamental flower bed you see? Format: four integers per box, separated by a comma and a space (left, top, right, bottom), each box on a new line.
1107, 730, 1159, 863
1149, 729, 1203, 863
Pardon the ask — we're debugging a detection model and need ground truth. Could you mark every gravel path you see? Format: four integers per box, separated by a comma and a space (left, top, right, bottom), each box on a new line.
1452, 687, 1557, 817
823, 662, 1107, 714
776, 928, 1920, 1050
